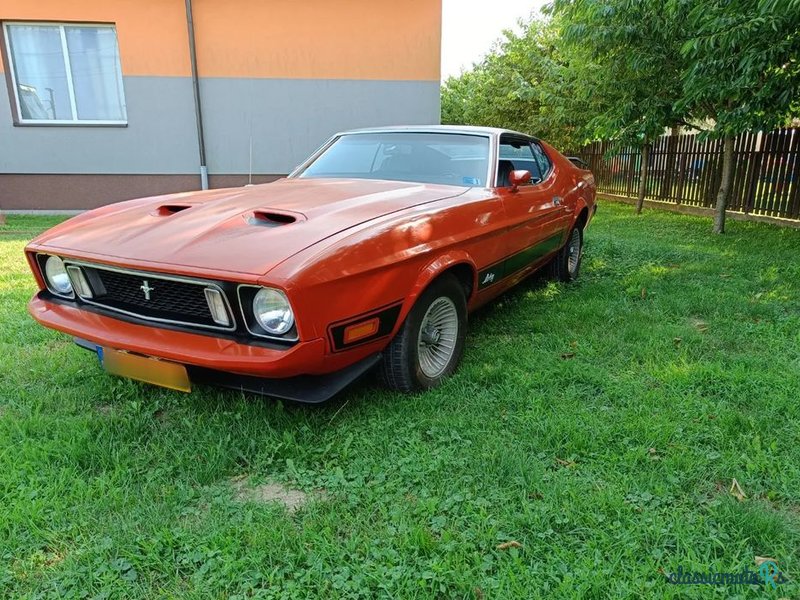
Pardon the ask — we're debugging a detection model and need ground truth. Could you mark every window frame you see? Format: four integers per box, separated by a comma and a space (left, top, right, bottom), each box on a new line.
2, 21, 127, 126
498, 139, 542, 184
530, 140, 554, 181
497, 134, 553, 187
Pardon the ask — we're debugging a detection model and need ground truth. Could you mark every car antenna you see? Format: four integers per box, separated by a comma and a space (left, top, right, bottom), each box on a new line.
245, 134, 254, 187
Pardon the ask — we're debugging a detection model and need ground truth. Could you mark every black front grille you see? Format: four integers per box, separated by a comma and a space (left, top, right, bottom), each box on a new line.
82, 266, 227, 329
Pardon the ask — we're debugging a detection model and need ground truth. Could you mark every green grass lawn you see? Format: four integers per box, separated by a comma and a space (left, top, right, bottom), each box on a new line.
1, 202, 799, 598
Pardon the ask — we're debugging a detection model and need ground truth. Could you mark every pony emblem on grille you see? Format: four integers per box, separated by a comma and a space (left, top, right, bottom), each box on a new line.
140, 280, 154, 301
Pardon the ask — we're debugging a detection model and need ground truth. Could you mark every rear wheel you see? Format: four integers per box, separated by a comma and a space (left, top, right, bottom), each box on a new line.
549, 226, 583, 282
379, 274, 467, 392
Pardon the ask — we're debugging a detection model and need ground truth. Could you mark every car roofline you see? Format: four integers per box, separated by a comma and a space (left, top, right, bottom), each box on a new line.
332, 125, 538, 141
289, 126, 541, 186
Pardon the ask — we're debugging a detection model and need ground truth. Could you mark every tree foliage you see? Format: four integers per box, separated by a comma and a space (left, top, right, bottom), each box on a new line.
441, 20, 592, 150
549, 0, 685, 148
674, 0, 800, 231
675, 0, 800, 135
440, 0, 800, 231
547, 0, 687, 212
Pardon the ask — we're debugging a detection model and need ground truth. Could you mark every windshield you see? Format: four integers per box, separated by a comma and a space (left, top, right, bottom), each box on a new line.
297, 132, 490, 187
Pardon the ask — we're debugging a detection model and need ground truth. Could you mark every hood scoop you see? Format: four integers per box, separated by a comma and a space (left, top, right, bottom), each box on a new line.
152, 203, 193, 217
248, 209, 305, 227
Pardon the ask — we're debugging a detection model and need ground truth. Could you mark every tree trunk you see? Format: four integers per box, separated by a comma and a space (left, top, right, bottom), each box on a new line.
0, 207, 5, 226
635, 143, 650, 214
713, 134, 735, 234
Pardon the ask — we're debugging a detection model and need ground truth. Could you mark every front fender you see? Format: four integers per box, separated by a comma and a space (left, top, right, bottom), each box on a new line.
401, 251, 477, 323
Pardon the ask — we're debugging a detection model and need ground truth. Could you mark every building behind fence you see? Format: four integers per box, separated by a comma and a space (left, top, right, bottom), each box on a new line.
574, 127, 800, 221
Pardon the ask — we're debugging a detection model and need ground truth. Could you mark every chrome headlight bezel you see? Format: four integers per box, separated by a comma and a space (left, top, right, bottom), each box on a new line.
237, 285, 298, 341
39, 254, 75, 298
252, 288, 294, 335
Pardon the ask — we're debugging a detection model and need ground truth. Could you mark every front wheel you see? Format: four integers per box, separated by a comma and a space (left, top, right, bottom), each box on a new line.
549, 226, 583, 282
379, 274, 467, 392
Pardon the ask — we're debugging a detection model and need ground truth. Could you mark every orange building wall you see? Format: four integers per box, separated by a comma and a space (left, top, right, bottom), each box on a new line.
0, 0, 191, 76
0, 0, 442, 81
192, 0, 441, 81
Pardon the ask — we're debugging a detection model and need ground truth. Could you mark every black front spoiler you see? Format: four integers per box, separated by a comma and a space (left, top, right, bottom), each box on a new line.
186, 355, 381, 403
74, 337, 380, 403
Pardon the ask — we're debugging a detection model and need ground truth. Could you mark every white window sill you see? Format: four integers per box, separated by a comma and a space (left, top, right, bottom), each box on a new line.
13, 120, 128, 128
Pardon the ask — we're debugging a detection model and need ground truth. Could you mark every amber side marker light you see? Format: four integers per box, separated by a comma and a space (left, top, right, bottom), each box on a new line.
343, 318, 380, 344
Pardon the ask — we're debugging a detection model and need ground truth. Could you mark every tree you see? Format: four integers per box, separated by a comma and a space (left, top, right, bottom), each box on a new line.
548, 0, 686, 214
441, 0, 799, 232
441, 70, 478, 127
441, 20, 595, 151
675, 0, 800, 233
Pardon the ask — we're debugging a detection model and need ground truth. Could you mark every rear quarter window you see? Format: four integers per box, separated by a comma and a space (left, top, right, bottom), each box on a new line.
499, 141, 542, 182
531, 142, 552, 179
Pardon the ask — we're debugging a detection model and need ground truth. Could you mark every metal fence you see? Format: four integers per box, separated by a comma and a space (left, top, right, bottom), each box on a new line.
573, 127, 800, 220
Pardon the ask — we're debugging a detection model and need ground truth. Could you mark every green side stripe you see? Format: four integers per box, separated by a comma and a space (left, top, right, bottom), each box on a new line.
477, 231, 564, 289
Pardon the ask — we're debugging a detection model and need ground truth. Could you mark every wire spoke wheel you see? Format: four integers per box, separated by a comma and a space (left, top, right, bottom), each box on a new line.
417, 296, 459, 379
567, 228, 582, 276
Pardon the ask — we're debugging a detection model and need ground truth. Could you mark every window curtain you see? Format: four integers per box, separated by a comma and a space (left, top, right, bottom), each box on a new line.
65, 27, 126, 121
6, 24, 70, 120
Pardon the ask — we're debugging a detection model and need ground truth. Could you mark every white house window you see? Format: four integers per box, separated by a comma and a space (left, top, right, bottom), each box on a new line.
4, 22, 127, 124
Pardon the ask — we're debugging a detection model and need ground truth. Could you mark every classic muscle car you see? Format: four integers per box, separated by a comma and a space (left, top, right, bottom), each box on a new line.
26, 126, 596, 402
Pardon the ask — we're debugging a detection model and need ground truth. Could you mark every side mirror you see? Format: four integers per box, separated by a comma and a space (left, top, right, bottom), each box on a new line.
509, 169, 531, 192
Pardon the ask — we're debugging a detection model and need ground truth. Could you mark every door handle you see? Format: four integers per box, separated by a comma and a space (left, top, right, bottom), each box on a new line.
552, 196, 562, 206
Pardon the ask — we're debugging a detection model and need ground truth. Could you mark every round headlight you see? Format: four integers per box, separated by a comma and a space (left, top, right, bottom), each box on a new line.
44, 256, 73, 296
252, 288, 294, 335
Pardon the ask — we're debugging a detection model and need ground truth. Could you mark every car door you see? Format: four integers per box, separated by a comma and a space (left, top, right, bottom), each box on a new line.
490, 135, 566, 284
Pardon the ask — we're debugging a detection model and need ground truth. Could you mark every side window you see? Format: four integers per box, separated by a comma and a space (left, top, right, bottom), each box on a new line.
531, 142, 552, 180
498, 140, 542, 184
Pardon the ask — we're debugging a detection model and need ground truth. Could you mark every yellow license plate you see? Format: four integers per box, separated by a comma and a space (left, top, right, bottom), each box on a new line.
100, 347, 191, 392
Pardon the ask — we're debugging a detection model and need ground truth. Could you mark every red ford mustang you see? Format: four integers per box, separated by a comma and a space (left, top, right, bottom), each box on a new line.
26, 126, 596, 402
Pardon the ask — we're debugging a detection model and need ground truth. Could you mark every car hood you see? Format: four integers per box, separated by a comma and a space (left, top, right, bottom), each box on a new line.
31, 178, 467, 276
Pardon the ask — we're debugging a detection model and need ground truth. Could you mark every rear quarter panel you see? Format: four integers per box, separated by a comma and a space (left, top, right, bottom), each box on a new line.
542, 141, 596, 225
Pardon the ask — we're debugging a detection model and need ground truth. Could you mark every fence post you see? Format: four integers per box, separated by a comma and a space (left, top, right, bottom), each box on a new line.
625, 146, 635, 196
787, 129, 800, 218
661, 131, 678, 201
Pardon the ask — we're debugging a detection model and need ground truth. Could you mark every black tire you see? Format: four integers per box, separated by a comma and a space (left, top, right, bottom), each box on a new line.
379, 274, 467, 392
549, 226, 583, 282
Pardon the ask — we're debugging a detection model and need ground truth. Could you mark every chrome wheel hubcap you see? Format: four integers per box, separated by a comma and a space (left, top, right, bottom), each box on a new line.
417, 297, 458, 378
567, 229, 581, 275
